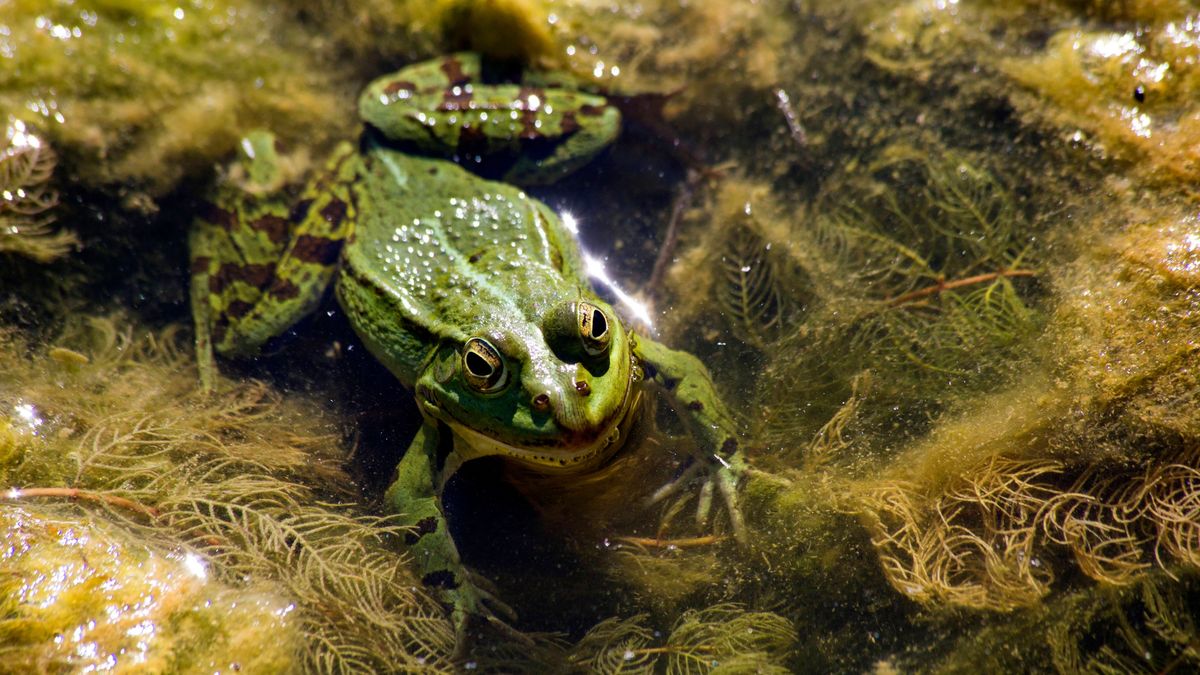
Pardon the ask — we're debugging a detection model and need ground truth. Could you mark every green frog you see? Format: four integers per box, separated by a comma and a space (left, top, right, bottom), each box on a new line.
189, 53, 745, 648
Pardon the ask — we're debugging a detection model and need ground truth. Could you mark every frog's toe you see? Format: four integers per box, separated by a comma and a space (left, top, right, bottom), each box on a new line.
713, 460, 748, 547
647, 454, 748, 545
471, 579, 518, 623
450, 580, 526, 659
647, 457, 702, 506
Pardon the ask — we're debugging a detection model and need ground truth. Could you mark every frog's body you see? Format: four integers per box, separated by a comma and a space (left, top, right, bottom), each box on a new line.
189, 53, 744, 649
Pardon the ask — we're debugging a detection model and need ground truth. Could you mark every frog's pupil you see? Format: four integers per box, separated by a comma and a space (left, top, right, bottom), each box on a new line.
466, 351, 492, 377
591, 309, 608, 338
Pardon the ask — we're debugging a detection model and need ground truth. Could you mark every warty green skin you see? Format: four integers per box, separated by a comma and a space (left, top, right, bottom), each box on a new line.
189, 53, 745, 652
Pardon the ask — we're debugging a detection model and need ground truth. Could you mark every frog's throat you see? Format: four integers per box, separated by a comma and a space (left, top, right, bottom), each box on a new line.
446, 386, 643, 474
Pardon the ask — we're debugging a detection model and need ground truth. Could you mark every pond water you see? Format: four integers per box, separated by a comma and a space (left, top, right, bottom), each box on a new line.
2, 0, 1200, 673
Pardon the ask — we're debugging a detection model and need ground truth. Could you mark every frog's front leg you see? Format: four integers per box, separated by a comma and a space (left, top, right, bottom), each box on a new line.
633, 336, 748, 545
385, 422, 525, 655
189, 132, 357, 391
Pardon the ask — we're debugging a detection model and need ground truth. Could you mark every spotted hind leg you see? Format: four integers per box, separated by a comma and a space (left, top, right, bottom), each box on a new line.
189, 132, 358, 390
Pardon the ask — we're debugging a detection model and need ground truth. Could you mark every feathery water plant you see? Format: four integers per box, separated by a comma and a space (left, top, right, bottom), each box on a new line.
0, 119, 75, 262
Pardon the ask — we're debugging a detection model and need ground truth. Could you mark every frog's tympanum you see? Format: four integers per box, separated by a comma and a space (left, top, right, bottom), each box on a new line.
189, 54, 745, 647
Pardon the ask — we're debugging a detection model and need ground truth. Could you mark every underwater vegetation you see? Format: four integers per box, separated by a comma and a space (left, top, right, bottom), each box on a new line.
850, 194, 1200, 612
0, 317, 455, 671
667, 143, 1043, 449
3, 0, 1200, 671
0, 118, 75, 263
650, 0, 1200, 669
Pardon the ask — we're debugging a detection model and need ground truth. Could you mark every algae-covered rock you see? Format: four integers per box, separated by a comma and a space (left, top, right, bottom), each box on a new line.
0, 504, 298, 674
0, 0, 358, 201
1002, 20, 1200, 193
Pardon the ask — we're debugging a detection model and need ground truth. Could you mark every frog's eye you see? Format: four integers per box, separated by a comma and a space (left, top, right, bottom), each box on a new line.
462, 338, 508, 393
578, 302, 611, 356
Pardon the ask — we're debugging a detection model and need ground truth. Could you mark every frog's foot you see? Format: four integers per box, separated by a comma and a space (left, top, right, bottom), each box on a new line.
648, 453, 747, 546
449, 574, 530, 659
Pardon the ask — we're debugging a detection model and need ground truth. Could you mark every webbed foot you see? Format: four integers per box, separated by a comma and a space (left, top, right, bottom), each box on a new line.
649, 452, 747, 546
449, 573, 531, 659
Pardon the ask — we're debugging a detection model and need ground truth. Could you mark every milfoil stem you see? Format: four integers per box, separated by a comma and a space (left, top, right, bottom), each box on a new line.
4, 486, 161, 519
888, 269, 1036, 306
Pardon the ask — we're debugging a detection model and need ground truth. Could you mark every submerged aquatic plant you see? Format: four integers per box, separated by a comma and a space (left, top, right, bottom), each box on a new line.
852, 205, 1200, 612
0, 118, 75, 262
0, 317, 454, 672
567, 604, 796, 674
664, 146, 1042, 455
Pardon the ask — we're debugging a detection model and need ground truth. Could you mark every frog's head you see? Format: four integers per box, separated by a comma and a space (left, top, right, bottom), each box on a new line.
414, 297, 637, 472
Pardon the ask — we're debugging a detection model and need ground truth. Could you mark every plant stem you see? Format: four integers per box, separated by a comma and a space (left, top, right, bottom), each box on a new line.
647, 169, 702, 298
4, 486, 161, 519
615, 534, 724, 548
888, 269, 1036, 306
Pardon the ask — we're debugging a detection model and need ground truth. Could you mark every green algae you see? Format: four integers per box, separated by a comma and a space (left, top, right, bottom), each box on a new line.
0, 504, 298, 674
0, 0, 355, 202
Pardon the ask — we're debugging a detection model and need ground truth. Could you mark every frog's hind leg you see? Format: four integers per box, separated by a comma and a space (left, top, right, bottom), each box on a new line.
359, 52, 621, 185
190, 133, 357, 391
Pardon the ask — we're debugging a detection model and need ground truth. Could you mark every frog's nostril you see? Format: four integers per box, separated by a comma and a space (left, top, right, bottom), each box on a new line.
575, 380, 591, 396
532, 393, 551, 411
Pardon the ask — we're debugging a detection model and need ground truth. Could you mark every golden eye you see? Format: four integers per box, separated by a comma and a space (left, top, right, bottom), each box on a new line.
462, 338, 507, 393
578, 302, 611, 356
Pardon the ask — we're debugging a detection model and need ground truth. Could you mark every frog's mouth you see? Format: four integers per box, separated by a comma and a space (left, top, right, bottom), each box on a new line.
445, 386, 642, 474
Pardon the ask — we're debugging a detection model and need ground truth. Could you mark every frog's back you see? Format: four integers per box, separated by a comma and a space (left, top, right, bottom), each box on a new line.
336, 142, 590, 384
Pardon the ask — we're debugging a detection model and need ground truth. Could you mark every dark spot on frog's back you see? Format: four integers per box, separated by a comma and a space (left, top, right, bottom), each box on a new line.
560, 110, 580, 135
190, 256, 211, 274
580, 104, 607, 117
440, 86, 472, 110
289, 199, 314, 224
440, 57, 470, 87
519, 109, 542, 140
422, 570, 459, 589
291, 235, 343, 265
226, 300, 255, 319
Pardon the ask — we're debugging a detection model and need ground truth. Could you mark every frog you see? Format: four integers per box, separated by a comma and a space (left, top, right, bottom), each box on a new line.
188, 53, 746, 649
